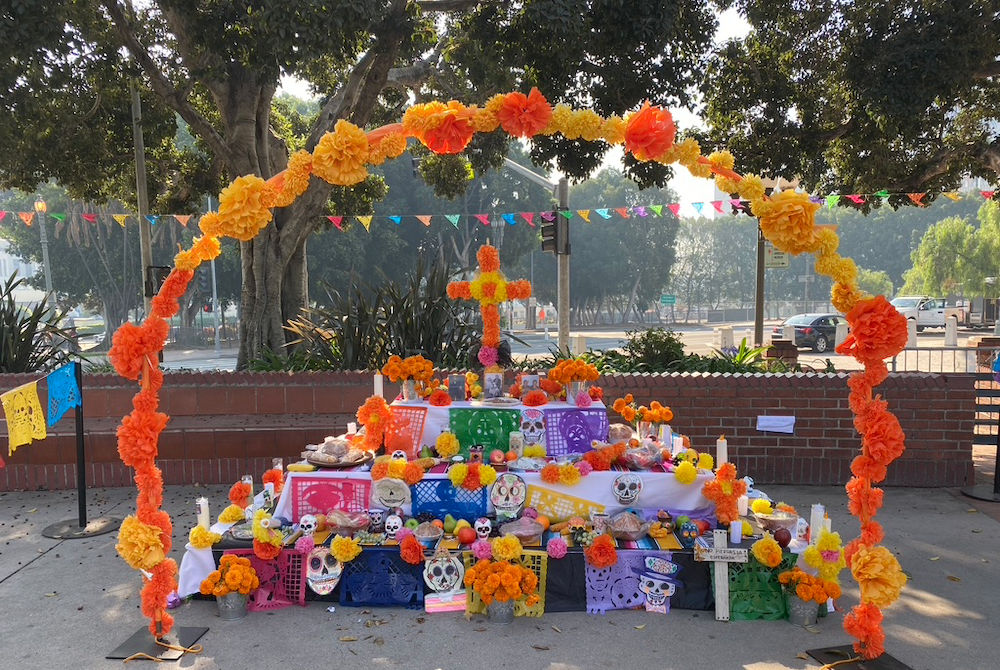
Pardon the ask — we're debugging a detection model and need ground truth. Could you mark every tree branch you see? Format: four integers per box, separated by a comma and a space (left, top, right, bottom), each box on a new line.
306, 49, 377, 151
973, 61, 1000, 79
417, 0, 486, 11
102, 0, 236, 167
886, 146, 962, 192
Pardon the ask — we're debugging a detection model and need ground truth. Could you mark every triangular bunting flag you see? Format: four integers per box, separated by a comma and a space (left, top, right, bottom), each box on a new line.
729, 199, 744, 210
113, 214, 129, 227
981, 191, 996, 200
502, 213, 516, 226
667, 204, 681, 217
19, 212, 34, 226
519, 213, 535, 227
595, 209, 611, 219
83, 213, 98, 223
0, 212, 7, 222
634, 206, 648, 217
577, 210, 591, 222
46, 363, 81, 428
446, 214, 461, 227
174, 215, 191, 227
846, 195, 865, 205
809, 196, 824, 204
943, 192, 961, 201
692, 202, 704, 214
475, 214, 491, 226
615, 207, 630, 219
417, 215, 433, 227
711, 201, 725, 213
327, 216, 344, 230
907, 193, 927, 207
1, 381, 46, 456
357, 215, 372, 231
874, 190, 890, 199
650, 205, 663, 217
50, 213, 67, 222
826, 195, 841, 208
540, 211, 556, 222
389, 215, 402, 225
558, 210, 574, 220
144, 215, 159, 225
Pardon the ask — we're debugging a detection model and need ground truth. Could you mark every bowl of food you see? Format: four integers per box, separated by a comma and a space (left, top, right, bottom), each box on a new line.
414, 522, 443, 548
607, 511, 651, 542
753, 511, 798, 536
500, 518, 545, 545
325, 509, 371, 536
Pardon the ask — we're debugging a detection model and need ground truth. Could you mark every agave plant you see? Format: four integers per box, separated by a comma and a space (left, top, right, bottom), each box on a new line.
0, 273, 73, 373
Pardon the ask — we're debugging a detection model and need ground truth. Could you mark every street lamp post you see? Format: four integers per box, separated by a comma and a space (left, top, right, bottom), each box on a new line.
34, 197, 53, 294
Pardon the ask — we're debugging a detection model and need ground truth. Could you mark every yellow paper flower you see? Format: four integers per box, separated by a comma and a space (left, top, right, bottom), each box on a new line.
852, 545, 907, 608
436, 432, 460, 459
600, 115, 627, 144
541, 103, 574, 136
524, 444, 546, 458
479, 464, 498, 488
175, 235, 222, 272
715, 175, 740, 195
674, 137, 702, 167
469, 271, 508, 305
751, 499, 774, 515
573, 109, 605, 142
448, 463, 469, 489
115, 515, 166, 571
312, 119, 369, 186
189, 525, 222, 549
751, 533, 783, 568
492, 535, 523, 562
402, 101, 449, 137
751, 190, 822, 256
803, 529, 847, 583
697, 453, 714, 471
273, 149, 313, 207
737, 174, 766, 201
674, 461, 698, 485
815, 227, 840, 257
686, 162, 713, 178
559, 463, 582, 486
216, 174, 276, 241
331, 534, 363, 563
741, 520, 753, 537
707, 150, 736, 170
367, 132, 407, 166
218, 504, 245, 524
253, 509, 283, 548
198, 211, 223, 237
833, 282, 864, 313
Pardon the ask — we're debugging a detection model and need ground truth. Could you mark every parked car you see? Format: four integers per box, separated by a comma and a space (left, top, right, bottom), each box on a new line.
772, 313, 846, 353
889, 296, 966, 331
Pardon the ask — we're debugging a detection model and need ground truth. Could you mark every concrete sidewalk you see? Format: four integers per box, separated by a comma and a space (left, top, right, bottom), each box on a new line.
0, 483, 996, 670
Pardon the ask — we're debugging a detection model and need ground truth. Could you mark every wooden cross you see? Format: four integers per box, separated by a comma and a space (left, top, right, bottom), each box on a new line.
447, 244, 531, 350
694, 528, 748, 621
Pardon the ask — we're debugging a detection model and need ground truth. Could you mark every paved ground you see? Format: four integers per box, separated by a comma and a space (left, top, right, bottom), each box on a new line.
1, 482, 997, 670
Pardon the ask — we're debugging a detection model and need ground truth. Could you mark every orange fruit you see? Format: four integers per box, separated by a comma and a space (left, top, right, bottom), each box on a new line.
535, 515, 550, 531
506, 451, 518, 462
432, 519, 444, 530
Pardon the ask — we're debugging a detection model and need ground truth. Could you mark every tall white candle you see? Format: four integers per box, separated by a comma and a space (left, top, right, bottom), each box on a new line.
729, 520, 742, 544
716, 435, 728, 466
196, 497, 210, 530
737, 495, 749, 517
672, 435, 685, 457
347, 422, 358, 435
809, 504, 826, 545
374, 374, 384, 398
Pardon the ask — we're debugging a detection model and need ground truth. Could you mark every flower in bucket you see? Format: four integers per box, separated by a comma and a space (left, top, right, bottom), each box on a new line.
463, 559, 540, 606
200, 554, 259, 597
778, 568, 842, 604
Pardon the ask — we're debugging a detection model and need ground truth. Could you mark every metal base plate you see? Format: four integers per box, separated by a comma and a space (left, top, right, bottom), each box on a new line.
807, 645, 914, 670
106, 626, 209, 661
961, 485, 1000, 503
41, 516, 121, 539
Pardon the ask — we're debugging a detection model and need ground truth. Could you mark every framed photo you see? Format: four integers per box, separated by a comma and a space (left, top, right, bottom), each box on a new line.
521, 374, 540, 392
448, 374, 466, 401
484, 372, 504, 399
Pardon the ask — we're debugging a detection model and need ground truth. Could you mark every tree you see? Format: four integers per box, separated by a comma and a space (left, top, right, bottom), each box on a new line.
3, 0, 719, 368
903, 201, 1000, 296
702, 1, 1000, 199
857, 268, 894, 298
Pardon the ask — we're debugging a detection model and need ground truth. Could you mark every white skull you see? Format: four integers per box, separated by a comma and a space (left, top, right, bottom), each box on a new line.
520, 409, 546, 446
299, 514, 318, 536
384, 514, 403, 539
613, 473, 643, 505
391, 450, 408, 462
638, 575, 675, 607
371, 478, 411, 508
367, 508, 385, 529
423, 551, 465, 593
743, 476, 754, 492
474, 517, 492, 540
306, 546, 343, 595
489, 473, 526, 521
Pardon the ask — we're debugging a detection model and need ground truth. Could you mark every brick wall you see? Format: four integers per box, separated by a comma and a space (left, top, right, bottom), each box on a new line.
0, 370, 975, 491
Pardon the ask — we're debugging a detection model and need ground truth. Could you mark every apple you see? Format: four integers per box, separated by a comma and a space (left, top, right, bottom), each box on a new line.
489, 449, 506, 465
457, 527, 478, 545
405, 518, 419, 530
693, 519, 711, 536
774, 527, 792, 548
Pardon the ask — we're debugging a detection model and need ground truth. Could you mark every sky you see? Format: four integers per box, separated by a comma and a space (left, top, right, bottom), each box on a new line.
279, 7, 752, 212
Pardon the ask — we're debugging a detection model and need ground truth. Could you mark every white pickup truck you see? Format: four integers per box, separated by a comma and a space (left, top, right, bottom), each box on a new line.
890, 296, 965, 331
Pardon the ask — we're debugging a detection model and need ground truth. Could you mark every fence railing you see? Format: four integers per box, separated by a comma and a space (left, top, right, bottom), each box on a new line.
890, 346, 999, 374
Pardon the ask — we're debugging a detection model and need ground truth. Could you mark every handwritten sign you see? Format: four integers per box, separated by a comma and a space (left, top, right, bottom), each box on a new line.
694, 546, 748, 563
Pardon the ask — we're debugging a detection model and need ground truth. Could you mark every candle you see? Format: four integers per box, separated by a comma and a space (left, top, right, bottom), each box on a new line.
195, 497, 210, 530
347, 422, 358, 435
737, 495, 749, 517
716, 434, 728, 466
672, 435, 685, 457
374, 374, 384, 398
729, 521, 742, 544
809, 504, 826, 545
823, 514, 831, 534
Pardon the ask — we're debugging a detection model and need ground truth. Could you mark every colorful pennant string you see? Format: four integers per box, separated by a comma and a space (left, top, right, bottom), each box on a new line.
558, 210, 574, 220
50, 213, 67, 222
595, 209, 611, 219
519, 212, 535, 227
19, 212, 34, 226
357, 215, 372, 231
144, 215, 159, 226
113, 214, 129, 227
1, 381, 46, 456
615, 207, 630, 219
446, 214, 461, 227
327, 216, 344, 230
389, 215, 401, 225
474, 214, 491, 226
577, 210, 591, 222
46, 363, 81, 428
416, 215, 432, 227
501, 213, 516, 225
174, 215, 191, 227
667, 204, 681, 217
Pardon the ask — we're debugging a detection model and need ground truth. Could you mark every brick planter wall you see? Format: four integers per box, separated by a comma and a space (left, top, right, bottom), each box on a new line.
0, 370, 975, 491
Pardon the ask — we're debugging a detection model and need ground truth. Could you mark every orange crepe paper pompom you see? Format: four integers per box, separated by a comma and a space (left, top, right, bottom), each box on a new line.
477, 244, 501, 272
229, 481, 253, 508
624, 102, 677, 161
751, 190, 822, 256
422, 102, 476, 154
844, 602, 886, 660
150, 269, 194, 319
262, 468, 284, 496
861, 406, 906, 467
400, 535, 425, 565
109, 318, 170, 381
584, 534, 618, 569
216, 174, 276, 241
116, 408, 169, 469
140, 559, 178, 637
846, 477, 884, 521
253, 538, 282, 560
835, 295, 909, 366
497, 87, 553, 138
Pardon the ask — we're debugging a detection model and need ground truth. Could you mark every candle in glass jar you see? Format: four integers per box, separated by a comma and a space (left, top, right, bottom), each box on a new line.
716, 435, 728, 466
729, 521, 742, 544
195, 497, 210, 530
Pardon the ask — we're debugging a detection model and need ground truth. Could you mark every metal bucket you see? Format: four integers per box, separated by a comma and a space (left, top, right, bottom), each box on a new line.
217, 592, 248, 621
787, 594, 819, 627
488, 600, 515, 624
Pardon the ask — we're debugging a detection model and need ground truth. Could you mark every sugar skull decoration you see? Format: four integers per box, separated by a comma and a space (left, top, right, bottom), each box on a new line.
367, 508, 386, 532
306, 545, 343, 595
520, 408, 546, 447
474, 517, 492, 540
371, 478, 411, 508
423, 545, 465, 594
489, 472, 526, 521
384, 514, 404, 540
298, 514, 319, 536
635, 567, 677, 614
612, 473, 643, 506
679, 520, 700, 549
390, 450, 408, 462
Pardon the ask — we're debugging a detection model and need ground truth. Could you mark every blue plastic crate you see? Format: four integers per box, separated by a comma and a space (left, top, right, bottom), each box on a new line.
411, 478, 487, 523
340, 548, 424, 609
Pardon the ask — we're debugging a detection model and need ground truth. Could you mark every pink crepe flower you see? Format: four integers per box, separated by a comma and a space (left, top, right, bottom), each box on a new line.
576, 461, 593, 477
478, 346, 499, 368
547, 537, 568, 559
471, 539, 493, 560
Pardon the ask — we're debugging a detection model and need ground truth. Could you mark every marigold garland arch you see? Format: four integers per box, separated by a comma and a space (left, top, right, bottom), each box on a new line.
112, 87, 908, 657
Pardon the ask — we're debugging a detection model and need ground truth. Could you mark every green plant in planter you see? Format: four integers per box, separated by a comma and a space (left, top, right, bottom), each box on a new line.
0, 273, 73, 373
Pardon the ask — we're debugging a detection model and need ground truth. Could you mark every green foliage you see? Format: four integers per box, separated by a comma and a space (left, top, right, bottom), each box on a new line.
247, 348, 336, 373
621, 327, 687, 371
418, 154, 475, 201
857, 268, 894, 298
0, 274, 73, 373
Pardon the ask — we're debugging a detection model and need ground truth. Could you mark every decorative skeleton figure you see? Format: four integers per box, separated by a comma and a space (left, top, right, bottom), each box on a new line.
520, 409, 546, 447
367, 508, 386, 532
612, 473, 643, 506
474, 517, 492, 540
298, 514, 319, 536
679, 521, 700, 549
423, 546, 465, 594
306, 546, 343, 595
384, 514, 404, 540
489, 473, 526, 521
636, 570, 676, 613
371, 478, 411, 508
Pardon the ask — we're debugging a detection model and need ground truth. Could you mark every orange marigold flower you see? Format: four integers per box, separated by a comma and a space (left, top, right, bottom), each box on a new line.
624, 101, 677, 161
835, 295, 909, 366
496, 87, 553, 138
584, 534, 618, 569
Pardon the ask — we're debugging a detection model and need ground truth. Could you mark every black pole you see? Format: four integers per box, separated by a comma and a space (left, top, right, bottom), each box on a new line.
75, 361, 87, 528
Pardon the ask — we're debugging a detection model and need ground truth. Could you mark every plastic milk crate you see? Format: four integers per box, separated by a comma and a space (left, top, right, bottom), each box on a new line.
223, 548, 307, 611
339, 547, 425, 609
411, 479, 488, 523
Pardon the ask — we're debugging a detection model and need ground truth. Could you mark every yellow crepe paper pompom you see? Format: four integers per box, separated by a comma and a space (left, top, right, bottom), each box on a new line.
175, 235, 222, 272
741, 520, 753, 537
198, 211, 222, 237
751, 190, 822, 255
402, 101, 449, 137
115, 515, 166, 571
189, 525, 222, 549
492, 534, 523, 562
436, 432, 460, 459
367, 132, 407, 166
803, 529, 847, 583
707, 150, 736, 170
815, 227, 840, 257
218, 504, 246, 524
737, 174, 766, 201
751, 533, 783, 568
686, 162, 713, 179
674, 461, 698, 485
273, 150, 313, 208
600, 115, 627, 144
479, 464, 498, 488
524, 444, 546, 458
715, 175, 740, 195
312, 119, 370, 187
851, 544, 907, 608
697, 453, 714, 471
331, 534, 363, 563
573, 109, 605, 142
559, 463, 582, 485
832, 282, 864, 313
216, 174, 276, 241
471, 94, 506, 132
751, 498, 774, 515
448, 463, 469, 489
674, 137, 702, 167
542, 103, 575, 136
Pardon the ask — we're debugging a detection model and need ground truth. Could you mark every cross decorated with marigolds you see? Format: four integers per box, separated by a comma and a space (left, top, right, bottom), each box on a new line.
447, 244, 532, 368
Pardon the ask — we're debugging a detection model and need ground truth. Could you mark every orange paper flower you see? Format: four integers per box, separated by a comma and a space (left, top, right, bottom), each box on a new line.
624, 102, 677, 161
702, 463, 747, 525
844, 603, 886, 659
835, 296, 909, 366
851, 545, 907, 609
751, 190, 822, 256
522, 390, 549, 407
399, 535, 425, 565
428, 389, 452, 407
584, 534, 618, 569
497, 87, 553, 138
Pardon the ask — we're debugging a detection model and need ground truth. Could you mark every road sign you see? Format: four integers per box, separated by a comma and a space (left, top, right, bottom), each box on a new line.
660, 294, 677, 306
764, 241, 790, 269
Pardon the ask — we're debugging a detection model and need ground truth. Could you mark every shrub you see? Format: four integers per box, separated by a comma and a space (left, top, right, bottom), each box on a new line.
0, 273, 73, 373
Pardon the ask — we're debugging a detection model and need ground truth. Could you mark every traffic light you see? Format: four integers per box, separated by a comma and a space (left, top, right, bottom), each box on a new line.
145, 266, 171, 298
203, 298, 214, 313
197, 266, 211, 295
411, 156, 421, 178
540, 213, 569, 255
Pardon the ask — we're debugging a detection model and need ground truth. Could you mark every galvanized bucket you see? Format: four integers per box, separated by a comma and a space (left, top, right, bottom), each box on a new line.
488, 600, 515, 624
217, 592, 248, 621
787, 594, 819, 627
